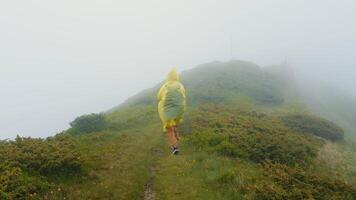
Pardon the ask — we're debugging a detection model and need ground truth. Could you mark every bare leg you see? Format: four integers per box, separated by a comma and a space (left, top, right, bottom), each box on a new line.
167, 127, 178, 147
173, 126, 179, 143
168, 126, 180, 155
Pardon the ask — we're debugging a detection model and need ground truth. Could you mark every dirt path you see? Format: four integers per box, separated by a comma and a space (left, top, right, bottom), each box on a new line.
143, 169, 156, 200
143, 146, 164, 200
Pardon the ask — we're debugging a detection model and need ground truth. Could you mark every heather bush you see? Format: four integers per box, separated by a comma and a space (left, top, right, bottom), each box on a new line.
186, 105, 321, 166
0, 136, 84, 199
0, 136, 83, 175
282, 114, 344, 141
246, 162, 356, 200
69, 113, 108, 134
0, 167, 52, 200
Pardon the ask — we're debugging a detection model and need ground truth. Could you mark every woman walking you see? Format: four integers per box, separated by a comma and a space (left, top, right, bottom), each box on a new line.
157, 68, 186, 155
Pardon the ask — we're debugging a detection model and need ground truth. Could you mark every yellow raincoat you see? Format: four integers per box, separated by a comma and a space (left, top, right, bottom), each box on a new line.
157, 69, 186, 132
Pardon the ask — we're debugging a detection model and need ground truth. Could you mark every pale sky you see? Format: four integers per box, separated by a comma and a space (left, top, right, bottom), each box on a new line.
1, 0, 355, 139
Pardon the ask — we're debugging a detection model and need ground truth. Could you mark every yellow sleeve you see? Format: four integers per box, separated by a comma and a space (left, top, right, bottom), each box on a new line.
179, 82, 186, 99
157, 84, 166, 101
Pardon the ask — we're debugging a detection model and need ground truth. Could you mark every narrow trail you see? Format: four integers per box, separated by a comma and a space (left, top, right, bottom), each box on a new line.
143, 144, 164, 200
143, 169, 156, 200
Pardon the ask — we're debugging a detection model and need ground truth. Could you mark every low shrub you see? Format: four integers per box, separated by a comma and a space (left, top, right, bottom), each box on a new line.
282, 114, 344, 141
0, 136, 84, 199
246, 162, 356, 200
0, 136, 83, 175
0, 167, 52, 200
69, 113, 108, 134
186, 105, 322, 166
187, 131, 245, 158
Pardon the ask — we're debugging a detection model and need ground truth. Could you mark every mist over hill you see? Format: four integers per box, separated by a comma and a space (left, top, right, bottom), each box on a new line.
115, 60, 356, 138
117, 60, 285, 107
295, 79, 356, 138
1, 60, 355, 199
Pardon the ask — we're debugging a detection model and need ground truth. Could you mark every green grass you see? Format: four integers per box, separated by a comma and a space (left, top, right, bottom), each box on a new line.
2, 110, 356, 199
45, 124, 164, 199
2, 106, 355, 199
153, 137, 263, 200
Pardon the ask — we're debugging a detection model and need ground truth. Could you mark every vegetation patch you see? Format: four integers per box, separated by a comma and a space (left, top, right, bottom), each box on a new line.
0, 167, 53, 200
0, 136, 83, 175
0, 136, 84, 199
186, 105, 321, 166
282, 114, 344, 141
246, 162, 356, 200
69, 113, 108, 135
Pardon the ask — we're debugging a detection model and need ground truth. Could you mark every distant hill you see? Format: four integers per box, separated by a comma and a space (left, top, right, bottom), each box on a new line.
113, 60, 355, 138
114, 60, 289, 109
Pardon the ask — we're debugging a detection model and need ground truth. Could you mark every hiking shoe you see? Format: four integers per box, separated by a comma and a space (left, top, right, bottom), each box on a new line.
171, 147, 179, 155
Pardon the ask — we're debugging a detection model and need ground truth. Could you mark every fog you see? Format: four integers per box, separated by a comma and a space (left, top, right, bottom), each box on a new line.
1, 0, 355, 139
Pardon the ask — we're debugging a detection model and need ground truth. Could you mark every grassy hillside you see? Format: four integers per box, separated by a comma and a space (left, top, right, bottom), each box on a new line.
1, 60, 356, 199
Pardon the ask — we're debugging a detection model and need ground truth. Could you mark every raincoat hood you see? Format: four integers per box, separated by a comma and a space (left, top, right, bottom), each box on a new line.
167, 68, 179, 82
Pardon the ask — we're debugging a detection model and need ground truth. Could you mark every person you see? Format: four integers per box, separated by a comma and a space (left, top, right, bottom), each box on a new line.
157, 68, 186, 155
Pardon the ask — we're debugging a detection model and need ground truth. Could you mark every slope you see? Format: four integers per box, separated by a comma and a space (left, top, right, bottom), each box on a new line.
1, 60, 356, 199
65, 60, 356, 199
